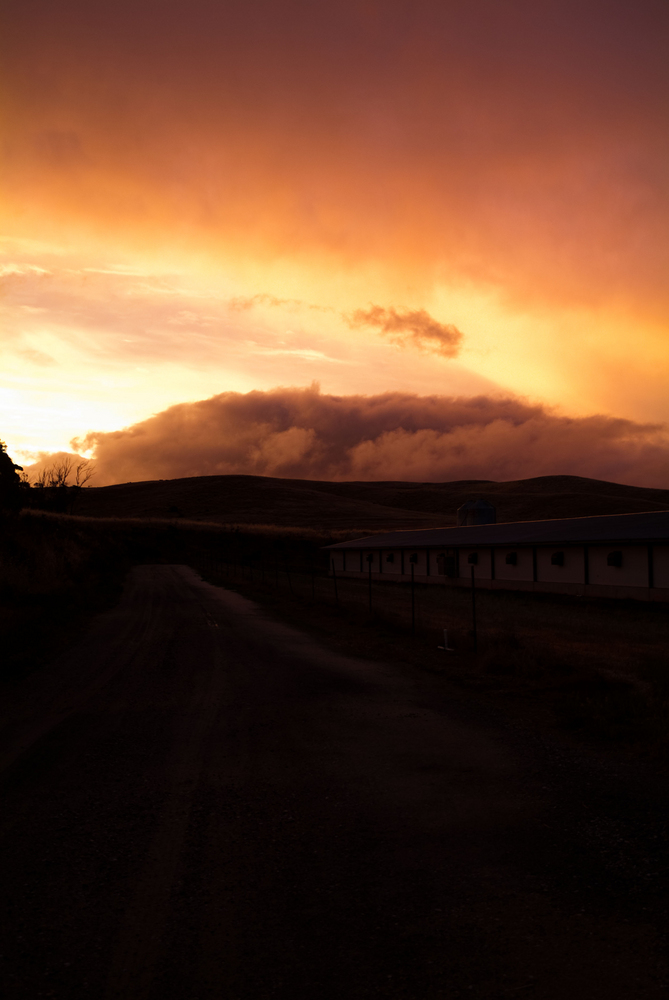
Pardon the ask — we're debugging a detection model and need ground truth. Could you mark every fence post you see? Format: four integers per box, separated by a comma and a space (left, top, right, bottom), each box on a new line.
367, 553, 373, 614
471, 565, 477, 652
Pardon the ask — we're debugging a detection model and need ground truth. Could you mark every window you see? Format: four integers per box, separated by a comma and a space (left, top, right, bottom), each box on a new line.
505, 551, 517, 565
551, 551, 565, 566
607, 550, 623, 568
467, 551, 478, 565
386, 552, 395, 563
409, 553, 418, 564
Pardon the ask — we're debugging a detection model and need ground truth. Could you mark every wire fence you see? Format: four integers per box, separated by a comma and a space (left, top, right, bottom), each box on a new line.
194, 549, 512, 651
192, 545, 669, 661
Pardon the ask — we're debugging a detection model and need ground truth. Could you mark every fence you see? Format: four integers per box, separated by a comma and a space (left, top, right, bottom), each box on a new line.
192, 540, 669, 663
194, 548, 491, 651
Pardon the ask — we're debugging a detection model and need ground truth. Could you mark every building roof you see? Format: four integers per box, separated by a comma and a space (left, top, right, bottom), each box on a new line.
325, 510, 669, 550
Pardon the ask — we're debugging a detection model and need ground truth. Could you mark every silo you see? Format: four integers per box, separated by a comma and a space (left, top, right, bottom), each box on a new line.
457, 499, 497, 526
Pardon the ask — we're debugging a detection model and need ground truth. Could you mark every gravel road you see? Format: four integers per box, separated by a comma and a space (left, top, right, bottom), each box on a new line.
0, 565, 667, 999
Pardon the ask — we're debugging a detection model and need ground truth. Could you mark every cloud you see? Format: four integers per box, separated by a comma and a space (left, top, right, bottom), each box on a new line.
19, 348, 57, 366
229, 294, 461, 358
251, 346, 349, 363
228, 293, 303, 311
62, 385, 669, 488
4, 0, 667, 319
348, 306, 463, 357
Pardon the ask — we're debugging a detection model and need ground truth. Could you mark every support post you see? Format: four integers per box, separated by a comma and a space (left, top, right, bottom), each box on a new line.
471, 565, 477, 652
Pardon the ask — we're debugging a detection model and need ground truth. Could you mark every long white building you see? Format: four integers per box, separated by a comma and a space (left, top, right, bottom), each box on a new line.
325, 510, 669, 601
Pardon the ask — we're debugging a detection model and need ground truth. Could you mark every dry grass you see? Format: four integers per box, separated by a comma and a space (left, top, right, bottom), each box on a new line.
71, 471, 669, 529
2, 509, 668, 758
0, 511, 358, 682
193, 549, 669, 759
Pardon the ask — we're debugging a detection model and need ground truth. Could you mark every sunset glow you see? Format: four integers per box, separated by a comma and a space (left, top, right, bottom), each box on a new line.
2, 0, 668, 484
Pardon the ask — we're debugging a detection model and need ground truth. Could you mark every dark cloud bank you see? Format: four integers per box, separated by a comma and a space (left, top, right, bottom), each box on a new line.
67, 386, 669, 488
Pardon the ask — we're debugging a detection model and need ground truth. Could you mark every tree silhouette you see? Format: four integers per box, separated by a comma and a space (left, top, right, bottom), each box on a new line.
0, 441, 25, 513
31, 456, 96, 512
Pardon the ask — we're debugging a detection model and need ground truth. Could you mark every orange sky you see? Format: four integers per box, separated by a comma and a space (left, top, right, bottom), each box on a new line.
2, 0, 668, 483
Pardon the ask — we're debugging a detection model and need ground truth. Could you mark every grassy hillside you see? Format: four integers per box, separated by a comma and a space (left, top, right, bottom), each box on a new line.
71, 473, 669, 529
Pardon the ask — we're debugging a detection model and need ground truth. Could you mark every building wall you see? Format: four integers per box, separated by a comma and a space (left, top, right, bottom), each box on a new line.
380, 549, 402, 574
404, 548, 429, 576
494, 547, 534, 583
361, 549, 377, 573
536, 546, 585, 585
330, 542, 669, 600
652, 546, 669, 589
458, 547, 492, 580
588, 544, 649, 588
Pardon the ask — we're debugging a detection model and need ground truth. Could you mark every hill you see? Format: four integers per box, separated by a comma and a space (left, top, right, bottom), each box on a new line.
72, 474, 669, 530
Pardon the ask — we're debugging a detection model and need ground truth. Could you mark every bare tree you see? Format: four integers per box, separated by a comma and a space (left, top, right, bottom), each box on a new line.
28, 455, 95, 511
32, 467, 49, 489
49, 457, 74, 488
74, 460, 95, 487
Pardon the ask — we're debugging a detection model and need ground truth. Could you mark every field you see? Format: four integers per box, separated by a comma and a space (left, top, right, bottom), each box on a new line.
3, 506, 667, 760
193, 544, 669, 757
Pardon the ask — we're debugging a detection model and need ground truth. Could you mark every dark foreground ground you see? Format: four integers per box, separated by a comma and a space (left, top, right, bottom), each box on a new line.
1, 565, 668, 999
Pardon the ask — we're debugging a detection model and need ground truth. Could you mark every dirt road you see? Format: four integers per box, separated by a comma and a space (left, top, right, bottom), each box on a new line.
1, 565, 667, 999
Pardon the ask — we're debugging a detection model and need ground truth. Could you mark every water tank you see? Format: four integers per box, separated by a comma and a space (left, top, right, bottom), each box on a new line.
457, 499, 497, 526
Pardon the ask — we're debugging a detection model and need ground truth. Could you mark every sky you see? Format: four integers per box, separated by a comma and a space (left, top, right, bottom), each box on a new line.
2, 0, 669, 486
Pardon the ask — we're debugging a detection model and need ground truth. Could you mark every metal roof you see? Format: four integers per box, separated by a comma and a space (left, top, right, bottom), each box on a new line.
325, 510, 669, 550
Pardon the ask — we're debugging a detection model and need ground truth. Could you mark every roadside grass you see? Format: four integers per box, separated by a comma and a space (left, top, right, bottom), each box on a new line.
0, 511, 360, 683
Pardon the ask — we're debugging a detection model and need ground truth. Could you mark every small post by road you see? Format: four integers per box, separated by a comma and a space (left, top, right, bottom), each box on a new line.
331, 558, 339, 606
471, 565, 477, 652
366, 553, 373, 614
